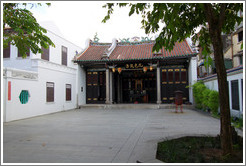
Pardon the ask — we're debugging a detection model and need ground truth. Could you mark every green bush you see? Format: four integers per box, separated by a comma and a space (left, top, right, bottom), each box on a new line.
192, 81, 207, 109
202, 88, 211, 109
192, 82, 219, 115
231, 115, 243, 129
208, 90, 219, 115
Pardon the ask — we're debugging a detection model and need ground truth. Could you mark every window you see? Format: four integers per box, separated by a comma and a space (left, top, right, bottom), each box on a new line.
231, 80, 239, 110
19, 90, 29, 104
3, 42, 10, 58
239, 56, 243, 65
46, 82, 54, 102
62, 46, 67, 66
41, 46, 49, 61
66, 84, 71, 101
18, 47, 30, 57
238, 31, 243, 42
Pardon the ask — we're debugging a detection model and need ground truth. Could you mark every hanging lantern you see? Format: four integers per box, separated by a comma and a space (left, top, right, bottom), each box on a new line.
143, 66, 148, 73
149, 66, 153, 71
112, 68, 116, 73
118, 67, 122, 74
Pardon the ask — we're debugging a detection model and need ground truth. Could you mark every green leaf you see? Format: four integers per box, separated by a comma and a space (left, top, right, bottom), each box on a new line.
3, 3, 55, 58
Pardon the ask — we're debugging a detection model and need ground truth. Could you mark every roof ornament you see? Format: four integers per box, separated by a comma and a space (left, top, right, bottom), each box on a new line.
101, 48, 110, 59
93, 32, 99, 43
119, 38, 130, 43
131, 36, 140, 41
141, 37, 152, 42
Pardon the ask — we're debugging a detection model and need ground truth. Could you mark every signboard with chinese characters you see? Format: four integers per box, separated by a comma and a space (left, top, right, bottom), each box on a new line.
125, 63, 144, 69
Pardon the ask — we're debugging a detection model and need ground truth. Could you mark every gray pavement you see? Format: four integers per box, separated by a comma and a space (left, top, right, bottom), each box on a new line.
3, 108, 237, 163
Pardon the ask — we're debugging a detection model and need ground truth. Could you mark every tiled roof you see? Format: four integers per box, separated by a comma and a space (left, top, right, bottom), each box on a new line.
76, 40, 196, 62
76, 45, 110, 61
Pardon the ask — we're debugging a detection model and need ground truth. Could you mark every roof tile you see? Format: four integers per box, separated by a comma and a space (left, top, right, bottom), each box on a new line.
76, 40, 195, 62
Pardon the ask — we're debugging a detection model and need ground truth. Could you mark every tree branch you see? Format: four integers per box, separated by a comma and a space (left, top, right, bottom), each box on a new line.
218, 3, 226, 30
203, 3, 214, 27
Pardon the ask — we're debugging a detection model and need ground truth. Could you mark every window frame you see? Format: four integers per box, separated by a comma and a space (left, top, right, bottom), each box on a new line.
231, 80, 239, 110
46, 82, 54, 102
18, 47, 30, 57
61, 46, 67, 66
238, 31, 243, 42
41, 46, 50, 61
3, 42, 10, 58
66, 84, 71, 101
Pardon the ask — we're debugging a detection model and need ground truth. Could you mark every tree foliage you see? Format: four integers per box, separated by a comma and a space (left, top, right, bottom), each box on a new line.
3, 3, 55, 58
102, 3, 242, 52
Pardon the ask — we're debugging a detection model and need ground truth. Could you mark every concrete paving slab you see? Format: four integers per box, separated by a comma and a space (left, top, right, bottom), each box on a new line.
3, 107, 233, 163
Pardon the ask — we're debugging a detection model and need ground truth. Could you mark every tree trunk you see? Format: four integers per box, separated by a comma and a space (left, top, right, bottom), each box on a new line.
203, 3, 233, 155
209, 25, 233, 156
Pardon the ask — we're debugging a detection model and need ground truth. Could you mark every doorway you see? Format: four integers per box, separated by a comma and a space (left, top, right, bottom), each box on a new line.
114, 70, 157, 103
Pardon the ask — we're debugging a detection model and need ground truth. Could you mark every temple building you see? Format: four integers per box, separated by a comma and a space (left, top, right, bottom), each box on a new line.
74, 38, 198, 105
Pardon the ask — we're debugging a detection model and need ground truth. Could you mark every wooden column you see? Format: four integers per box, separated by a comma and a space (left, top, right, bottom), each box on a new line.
105, 68, 110, 104
156, 65, 162, 104
109, 70, 113, 104
117, 74, 121, 103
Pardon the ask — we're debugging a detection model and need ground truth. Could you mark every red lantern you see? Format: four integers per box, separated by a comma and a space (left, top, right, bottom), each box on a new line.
149, 66, 153, 71
143, 66, 148, 73
118, 68, 122, 74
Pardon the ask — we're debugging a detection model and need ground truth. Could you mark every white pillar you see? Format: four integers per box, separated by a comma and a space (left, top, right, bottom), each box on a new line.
188, 56, 197, 104
156, 66, 162, 104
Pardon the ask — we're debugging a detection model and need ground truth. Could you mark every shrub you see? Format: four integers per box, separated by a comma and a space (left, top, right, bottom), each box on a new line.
192, 81, 207, 109
231, 115, 243, 129
202, 88, 211, 110
192, 82, 220, 115
208, 90, 219, 115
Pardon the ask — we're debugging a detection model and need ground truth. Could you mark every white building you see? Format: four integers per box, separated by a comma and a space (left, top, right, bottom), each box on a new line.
3, 24, 84, 122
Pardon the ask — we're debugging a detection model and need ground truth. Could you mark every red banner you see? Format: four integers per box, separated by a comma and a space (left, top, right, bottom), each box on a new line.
8, 81, 11, 101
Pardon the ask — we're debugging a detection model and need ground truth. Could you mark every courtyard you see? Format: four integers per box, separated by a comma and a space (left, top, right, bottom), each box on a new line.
3, 107, 233, 163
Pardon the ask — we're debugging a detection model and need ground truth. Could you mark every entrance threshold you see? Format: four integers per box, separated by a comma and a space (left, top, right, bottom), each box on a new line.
79, 104, 195, 110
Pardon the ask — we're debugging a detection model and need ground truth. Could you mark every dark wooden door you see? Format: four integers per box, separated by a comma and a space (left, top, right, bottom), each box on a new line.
161, 68, 189, 103
86, 71, 106, 104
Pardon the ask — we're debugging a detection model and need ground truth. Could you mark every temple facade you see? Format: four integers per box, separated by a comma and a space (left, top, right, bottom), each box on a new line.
74, 38, 198, 105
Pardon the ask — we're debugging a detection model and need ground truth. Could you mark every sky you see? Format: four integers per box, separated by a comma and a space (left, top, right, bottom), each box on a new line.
30, 2, 152, 49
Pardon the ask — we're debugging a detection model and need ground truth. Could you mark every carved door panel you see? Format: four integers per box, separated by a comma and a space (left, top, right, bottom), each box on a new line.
161, 68, 189, 103
86, 71, 106, 104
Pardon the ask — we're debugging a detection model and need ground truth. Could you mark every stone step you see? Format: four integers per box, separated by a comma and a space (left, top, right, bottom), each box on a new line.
79, 104, 195, 110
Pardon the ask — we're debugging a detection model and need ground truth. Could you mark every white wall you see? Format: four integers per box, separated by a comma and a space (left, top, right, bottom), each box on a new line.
77, 65, 86, 106
3, 66, 78, 122
3, 30, 82, 71
3, 27, 83, 122
188, 56, 197, 104
3, 44, 34, 71
203, 68, 243, 117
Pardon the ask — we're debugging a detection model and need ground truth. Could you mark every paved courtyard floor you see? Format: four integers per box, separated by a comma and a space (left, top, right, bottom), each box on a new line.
3, 108, 232, 163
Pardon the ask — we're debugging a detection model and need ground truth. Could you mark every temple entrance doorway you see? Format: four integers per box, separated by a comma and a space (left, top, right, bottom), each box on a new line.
113, 69, 157, 103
